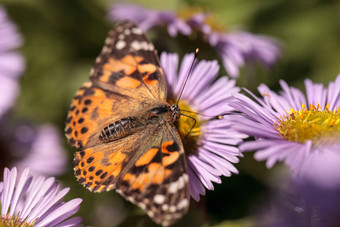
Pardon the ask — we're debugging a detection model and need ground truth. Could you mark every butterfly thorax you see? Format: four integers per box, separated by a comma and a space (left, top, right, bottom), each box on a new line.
99, 103, 181, 142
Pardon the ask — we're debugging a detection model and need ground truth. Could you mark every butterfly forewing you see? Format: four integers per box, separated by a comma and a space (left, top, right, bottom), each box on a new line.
65, 22, 167, 150
91, 21, 167, 102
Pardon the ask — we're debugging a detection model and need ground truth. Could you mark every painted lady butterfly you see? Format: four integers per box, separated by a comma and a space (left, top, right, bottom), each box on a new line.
65, 21, 189, 226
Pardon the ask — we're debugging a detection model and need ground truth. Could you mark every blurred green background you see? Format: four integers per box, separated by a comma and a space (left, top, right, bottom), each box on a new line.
1, 0, 339, 226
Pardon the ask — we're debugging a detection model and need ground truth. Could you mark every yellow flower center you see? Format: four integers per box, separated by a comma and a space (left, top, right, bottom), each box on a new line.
177, 7, 225, 32
274, 103, 340, 145
171, 100, 201, 155
0, 215, 34, 227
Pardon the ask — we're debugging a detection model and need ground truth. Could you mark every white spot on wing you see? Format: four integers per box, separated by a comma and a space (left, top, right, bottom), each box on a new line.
139, 202, 146, 210
154, 194, 165, 204
183, 174, 188, 181
169, 206, 176, 213
162, 204, 169, 211
89, 68, 94, 76
132, 27, 143, 35
147, 210, 154, 217
124, 29, 131, 35
127, 197, 135, 203
177, 199, 189, 210
115, 40, 126, 50
105, 37, 113, 45
131, 41, 151, 51
106, 185, 115, 191
102, 46, 110, 53
148, 43, 155, 51
178, 176, 184, 189
168, 181, 178, 194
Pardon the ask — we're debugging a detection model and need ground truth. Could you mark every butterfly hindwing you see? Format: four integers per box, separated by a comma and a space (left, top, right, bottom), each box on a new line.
116, 123, 189, 226
73, 121, 189, 226
73, 127, 145, 192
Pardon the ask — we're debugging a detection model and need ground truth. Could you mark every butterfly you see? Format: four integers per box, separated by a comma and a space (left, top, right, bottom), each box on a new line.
65, 21, 189, 226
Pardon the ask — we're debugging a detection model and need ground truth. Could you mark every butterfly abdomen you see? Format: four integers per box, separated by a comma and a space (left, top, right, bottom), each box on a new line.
99, 105, 175, 142
99, 117, 140, 142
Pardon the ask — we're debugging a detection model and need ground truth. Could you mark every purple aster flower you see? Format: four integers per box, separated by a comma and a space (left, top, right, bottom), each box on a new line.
231, 74, 340, 188
108, 3, 281, 78
208, 31, 281, 78
185, 13, 281, 78
257, 177, 340, 227
108, 3, 191, 37
0, 167, 83, 226
12, 124, 67, 177
0, 6, 25, 118
160, 52, 246, 201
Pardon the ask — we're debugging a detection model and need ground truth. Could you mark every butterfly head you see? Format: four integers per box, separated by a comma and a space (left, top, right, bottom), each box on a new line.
170, 104, 181, 122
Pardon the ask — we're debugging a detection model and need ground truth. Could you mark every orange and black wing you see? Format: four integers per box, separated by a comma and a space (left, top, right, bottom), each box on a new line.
65, 22, 166, 150
73, 123, 189, 226
65, 80, 143, 150
66, 22, 188, 226
90, 21, 167, 102
116, 123, 189, 226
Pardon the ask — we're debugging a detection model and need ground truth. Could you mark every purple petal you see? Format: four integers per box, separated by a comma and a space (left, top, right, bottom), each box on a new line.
35, 199, 82, 227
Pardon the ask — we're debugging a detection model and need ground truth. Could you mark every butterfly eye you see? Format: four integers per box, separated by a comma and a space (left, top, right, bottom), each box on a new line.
170, 104, 179, 112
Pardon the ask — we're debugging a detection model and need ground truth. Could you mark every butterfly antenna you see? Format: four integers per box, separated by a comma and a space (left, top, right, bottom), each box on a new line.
181, 112, 229, 138
180, 113, 197, 138
181, 109, 229, 119
176, 48, 199, 106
